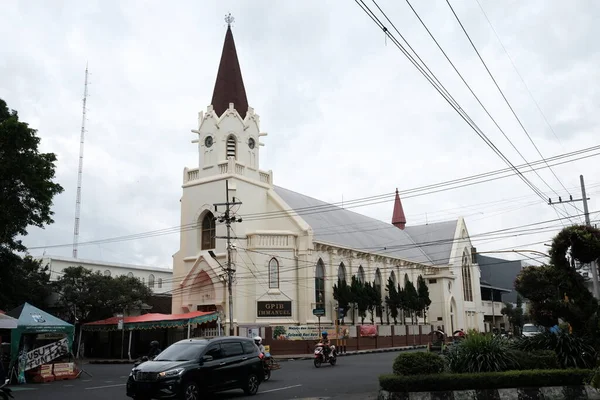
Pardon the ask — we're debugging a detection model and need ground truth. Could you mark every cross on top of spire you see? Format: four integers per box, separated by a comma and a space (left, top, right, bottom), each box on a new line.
225, 13, 235, 27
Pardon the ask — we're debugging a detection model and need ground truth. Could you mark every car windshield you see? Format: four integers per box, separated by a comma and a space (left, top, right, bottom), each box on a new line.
154, 343, 207, 361
523, 325, 538, 332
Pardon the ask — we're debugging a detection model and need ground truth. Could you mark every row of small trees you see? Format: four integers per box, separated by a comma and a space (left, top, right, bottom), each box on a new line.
333, 275, 431, 325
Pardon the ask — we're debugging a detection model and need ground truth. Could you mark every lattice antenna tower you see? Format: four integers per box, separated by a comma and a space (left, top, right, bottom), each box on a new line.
73, 64, 90, 258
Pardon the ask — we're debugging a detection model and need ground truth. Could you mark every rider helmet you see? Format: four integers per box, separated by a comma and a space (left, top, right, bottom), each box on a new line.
322, 331, 328, 337
150, 340, 159, 347
253, 336, 262, 345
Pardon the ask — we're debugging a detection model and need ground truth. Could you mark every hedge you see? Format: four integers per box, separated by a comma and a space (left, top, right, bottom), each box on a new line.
379, 369, 593, 393
392, 352, 444, 375
512, 350, 559, 370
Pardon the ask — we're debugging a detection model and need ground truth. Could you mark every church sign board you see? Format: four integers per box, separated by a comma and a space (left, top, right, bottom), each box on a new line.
257, 301, 292, 318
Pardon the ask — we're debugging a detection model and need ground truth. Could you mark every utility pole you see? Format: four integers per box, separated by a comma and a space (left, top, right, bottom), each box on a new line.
580, 175, 599, 299
547, 175, 599, 298
213, 179, 243, 336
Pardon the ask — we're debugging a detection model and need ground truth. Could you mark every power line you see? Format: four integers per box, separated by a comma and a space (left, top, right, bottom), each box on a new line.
26, 144, 600, 252
473, 0, 565, 149
444, 0, 576, 208
354, 0, 560, 213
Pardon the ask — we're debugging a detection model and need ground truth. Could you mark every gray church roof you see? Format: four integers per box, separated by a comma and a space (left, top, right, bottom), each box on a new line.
404, 220, 459, 266
273, 186, 436, 265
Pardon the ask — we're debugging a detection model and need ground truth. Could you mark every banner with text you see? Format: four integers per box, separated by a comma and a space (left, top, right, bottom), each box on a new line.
272, 325, 338, 340
26, 337, 69, 371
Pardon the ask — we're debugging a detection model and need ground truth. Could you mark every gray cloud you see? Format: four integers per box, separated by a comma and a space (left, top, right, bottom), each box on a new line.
2, 0, 600, 269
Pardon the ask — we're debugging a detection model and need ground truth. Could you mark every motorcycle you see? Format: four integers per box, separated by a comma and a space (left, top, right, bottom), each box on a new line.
258, 352, 280, 381
133, 355, 154, 368
313, 343, 336, 368
1, 378, 14, 400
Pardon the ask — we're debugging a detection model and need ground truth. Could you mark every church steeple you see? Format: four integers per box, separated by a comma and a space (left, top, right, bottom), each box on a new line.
211, 14, 249, 119
392, 188, 406, 230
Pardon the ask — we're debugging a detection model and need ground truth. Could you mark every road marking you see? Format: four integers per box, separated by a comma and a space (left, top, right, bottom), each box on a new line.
260, 384, 302, 393
104, 380, 114, 383
64, 384, 74, 387
82, 379, 92, 382
85, 383, 126, 390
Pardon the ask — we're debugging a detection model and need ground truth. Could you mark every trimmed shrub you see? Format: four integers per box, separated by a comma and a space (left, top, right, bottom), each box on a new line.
511, 349, 559, 370
446, 333, 516, 373
379, 369, 593, 393
516, 331, 596, 369
392, 352, 444, 376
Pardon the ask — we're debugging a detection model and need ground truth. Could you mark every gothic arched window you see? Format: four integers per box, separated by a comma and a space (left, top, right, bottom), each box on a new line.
357, 265, 365, 283
338, 262, 346, 283
226, 135, 237, 159
374, 268, 382, 317
148, 274, 155, 288
158, 278, 163, 289
269, 258, 280, 289
315, 259, 325, 313
389, 270, 397, 287
462, 250, 473, 301
127, 272, 134, 278
201, 212, 216, 250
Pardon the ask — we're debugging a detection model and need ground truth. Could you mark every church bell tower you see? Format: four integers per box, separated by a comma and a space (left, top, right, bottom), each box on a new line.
191, 14, 267, 183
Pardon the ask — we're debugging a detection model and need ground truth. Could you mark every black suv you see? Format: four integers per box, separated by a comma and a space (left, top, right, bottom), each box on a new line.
126, 336, 265, 399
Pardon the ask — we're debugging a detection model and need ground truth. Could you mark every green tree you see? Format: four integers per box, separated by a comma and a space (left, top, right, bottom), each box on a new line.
416, 275, 431, 324
333, 279, 351, 324
501, 295, 525, 335
351, 277, 368, 324
515, 225, 600, 334
54, 266, 153, 322
0, 99, 64, 252
0, 251, 51, 310
385, 277, 399, 324
397, 284, 406, 324
404, 276, 419, 324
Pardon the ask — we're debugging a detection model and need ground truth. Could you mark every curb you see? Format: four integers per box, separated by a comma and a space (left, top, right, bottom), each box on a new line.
273, 345, 427, 362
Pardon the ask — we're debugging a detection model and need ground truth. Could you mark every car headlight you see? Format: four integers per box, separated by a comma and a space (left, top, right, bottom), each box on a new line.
158, 368, 185, 379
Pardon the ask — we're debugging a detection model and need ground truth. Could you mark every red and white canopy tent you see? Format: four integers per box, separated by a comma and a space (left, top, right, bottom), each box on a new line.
82, 311, 219, 359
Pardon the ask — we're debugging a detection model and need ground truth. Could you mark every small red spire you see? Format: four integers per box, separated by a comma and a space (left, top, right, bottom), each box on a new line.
392, 188, 406, 230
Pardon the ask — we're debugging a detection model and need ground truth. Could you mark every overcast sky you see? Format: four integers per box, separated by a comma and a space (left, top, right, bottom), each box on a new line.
2, 0, 599, 270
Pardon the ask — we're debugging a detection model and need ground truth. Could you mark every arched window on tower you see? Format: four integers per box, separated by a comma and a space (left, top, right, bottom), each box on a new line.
338, 262, 346, 283
462, 250, 473, 301
315, 259, 325, 313
201, 212, 216, 250
127, 272, 134, 278
226, 135, 237, 159
357, 265, 365, 283
269, 258, 279, 289
148, 274, 155, 288
158, 278, 163, 289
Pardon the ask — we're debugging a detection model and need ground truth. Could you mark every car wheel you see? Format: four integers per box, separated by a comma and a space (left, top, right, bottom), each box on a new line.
243, 373, 259, 395
183, 381, 200, 400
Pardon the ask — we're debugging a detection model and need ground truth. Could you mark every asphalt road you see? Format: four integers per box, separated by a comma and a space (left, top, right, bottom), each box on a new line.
8, 351, 409, 399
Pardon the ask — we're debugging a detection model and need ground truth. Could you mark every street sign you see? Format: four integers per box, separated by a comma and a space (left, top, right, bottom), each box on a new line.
312, 308, 325, 316
117, 314, 124, 330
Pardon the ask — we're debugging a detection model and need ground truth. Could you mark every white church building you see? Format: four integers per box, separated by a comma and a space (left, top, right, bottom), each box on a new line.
171, 23, 485, 334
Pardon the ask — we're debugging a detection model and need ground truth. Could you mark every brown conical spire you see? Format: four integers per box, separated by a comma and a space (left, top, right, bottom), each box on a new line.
392, 188, 406, 230
211, 18, 249, 119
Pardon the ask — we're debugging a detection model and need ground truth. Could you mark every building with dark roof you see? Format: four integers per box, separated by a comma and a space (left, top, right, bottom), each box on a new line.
172, 22, 487, 334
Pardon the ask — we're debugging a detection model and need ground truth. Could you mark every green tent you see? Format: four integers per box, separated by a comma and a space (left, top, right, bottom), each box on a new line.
7, 303, 75, 365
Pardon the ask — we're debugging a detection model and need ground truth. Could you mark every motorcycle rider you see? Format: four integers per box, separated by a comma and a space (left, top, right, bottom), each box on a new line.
320, 331, 333, 359
147, 340, 161, 359
254, 336, 266, 354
